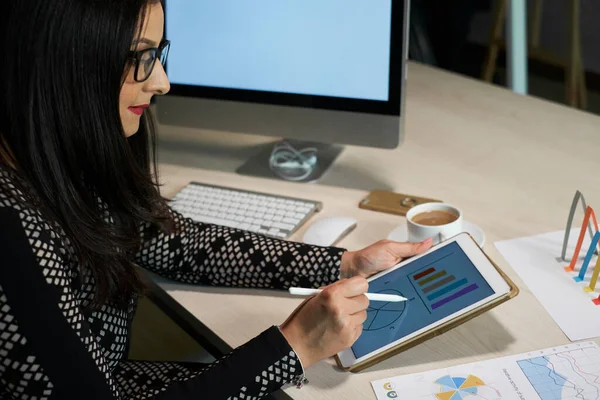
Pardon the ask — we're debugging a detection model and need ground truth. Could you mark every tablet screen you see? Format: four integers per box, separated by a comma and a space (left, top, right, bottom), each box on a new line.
351, 241, 495, 359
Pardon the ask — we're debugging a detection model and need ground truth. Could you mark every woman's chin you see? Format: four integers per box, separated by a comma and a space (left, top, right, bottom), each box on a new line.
123, 121, 140, 137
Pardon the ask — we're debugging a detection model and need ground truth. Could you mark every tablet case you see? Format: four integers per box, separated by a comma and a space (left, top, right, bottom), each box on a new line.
335, 234, 520, 372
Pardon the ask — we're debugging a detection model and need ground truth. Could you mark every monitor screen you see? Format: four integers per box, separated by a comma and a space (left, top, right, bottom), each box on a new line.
158, 0, 407, 153
166, 0, 394, 102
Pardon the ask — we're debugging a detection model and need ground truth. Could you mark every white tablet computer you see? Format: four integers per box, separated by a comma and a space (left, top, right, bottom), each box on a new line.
336, 233, 518, 372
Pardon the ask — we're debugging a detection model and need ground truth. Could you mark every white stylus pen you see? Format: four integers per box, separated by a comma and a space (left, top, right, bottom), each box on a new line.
288, 287, 407, 302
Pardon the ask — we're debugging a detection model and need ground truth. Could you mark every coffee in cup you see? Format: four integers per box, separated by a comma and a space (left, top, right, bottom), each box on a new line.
406, 203, 463, 244
411, 210, 459, 226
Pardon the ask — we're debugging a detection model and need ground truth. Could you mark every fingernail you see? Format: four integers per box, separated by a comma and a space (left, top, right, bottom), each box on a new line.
422, 237, 434, 244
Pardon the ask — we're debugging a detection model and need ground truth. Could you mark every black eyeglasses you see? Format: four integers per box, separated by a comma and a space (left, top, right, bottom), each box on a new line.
129, 40, 171, 82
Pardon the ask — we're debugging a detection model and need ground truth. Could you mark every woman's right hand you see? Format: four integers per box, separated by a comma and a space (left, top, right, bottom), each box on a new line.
279, 276, 369, 368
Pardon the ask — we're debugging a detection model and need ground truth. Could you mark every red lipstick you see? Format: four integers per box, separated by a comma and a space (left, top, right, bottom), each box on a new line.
128, 104, 149, 116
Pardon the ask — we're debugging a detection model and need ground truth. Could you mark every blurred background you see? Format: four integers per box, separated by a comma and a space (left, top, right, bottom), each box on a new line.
410, 0, 599, 113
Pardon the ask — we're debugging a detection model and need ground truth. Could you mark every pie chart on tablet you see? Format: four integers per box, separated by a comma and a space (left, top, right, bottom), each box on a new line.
363, 289, 408, 331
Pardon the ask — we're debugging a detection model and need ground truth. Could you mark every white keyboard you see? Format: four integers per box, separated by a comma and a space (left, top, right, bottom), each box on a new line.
170, 182, 322, 239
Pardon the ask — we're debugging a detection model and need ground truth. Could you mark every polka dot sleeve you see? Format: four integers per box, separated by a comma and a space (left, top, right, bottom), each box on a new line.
0, 205, 311, 399
135, 207, 345, 289
0, 207, 120, 399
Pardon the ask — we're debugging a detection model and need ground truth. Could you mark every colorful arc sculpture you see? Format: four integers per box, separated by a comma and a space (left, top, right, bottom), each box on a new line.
562, 192, 600, 305
561, 190, 597, 261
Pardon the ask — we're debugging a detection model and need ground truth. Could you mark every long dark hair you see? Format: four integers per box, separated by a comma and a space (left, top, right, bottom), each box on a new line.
0, 0, 171, 307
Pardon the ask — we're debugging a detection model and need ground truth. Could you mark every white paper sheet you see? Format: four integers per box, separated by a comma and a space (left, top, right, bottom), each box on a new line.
371, 342, 600, 400
495, 229, 600, 342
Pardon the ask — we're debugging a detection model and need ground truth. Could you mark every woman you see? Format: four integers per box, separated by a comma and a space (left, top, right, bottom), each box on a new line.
0, 1, 432, 399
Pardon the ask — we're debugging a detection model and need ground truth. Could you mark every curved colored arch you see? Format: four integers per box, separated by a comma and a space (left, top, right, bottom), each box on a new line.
565, 206, 599, 272
562, 191, 596, 261
574, 231, 600, 282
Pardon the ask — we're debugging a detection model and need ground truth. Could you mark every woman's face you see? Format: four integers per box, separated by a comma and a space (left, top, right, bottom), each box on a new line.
119, 2, 170, 137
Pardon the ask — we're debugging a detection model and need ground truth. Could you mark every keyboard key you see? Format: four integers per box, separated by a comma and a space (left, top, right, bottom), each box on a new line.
273, 222, 295, 230
193, 215, 238, 228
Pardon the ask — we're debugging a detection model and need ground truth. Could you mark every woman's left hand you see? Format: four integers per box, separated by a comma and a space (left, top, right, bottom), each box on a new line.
340, 238, 433, 279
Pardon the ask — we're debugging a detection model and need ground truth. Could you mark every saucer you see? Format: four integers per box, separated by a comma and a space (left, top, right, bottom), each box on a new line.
386, 221, 486, 248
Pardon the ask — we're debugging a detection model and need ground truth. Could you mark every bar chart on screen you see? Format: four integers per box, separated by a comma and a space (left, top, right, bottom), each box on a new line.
409, 261, 480, 313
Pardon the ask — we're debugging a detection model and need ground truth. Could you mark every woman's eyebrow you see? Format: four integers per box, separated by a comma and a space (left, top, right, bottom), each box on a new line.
133, 38, 158, 47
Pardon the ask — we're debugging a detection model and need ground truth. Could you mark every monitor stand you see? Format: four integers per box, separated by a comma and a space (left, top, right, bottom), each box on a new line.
236, 140, 343, 183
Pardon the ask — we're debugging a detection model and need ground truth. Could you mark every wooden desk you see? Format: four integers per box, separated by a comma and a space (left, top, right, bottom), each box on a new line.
152, 62, 600, 399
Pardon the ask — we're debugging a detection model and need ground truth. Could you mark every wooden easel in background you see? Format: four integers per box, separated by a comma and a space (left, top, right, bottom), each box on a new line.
483, 0, 587, 109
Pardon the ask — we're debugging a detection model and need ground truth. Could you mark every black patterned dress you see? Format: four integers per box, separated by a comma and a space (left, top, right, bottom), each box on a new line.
0, 167, 344, 399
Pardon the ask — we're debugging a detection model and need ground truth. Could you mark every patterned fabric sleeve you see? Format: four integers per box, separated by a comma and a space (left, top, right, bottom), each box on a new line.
116, 327, 306, 400
0, 206, 309, 399
0, 207, 119, 399
135, 206, 345, 289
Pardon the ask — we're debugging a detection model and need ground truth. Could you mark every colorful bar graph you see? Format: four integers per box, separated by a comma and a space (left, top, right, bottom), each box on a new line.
565, 206, 599, 272
574, 231, 600, 283
427, 279, 469, 301
432, 284, 479, 310
412, 264, 480, 310
423, 276, 456, 294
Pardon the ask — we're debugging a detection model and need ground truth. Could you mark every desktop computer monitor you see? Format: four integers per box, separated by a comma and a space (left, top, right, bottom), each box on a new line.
158, 0, 410, 182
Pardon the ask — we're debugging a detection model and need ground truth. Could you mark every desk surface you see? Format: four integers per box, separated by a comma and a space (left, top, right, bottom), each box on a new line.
154, 62, 600, 399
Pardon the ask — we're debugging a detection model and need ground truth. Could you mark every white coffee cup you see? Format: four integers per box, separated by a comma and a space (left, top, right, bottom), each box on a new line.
406, 203, 463, 244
